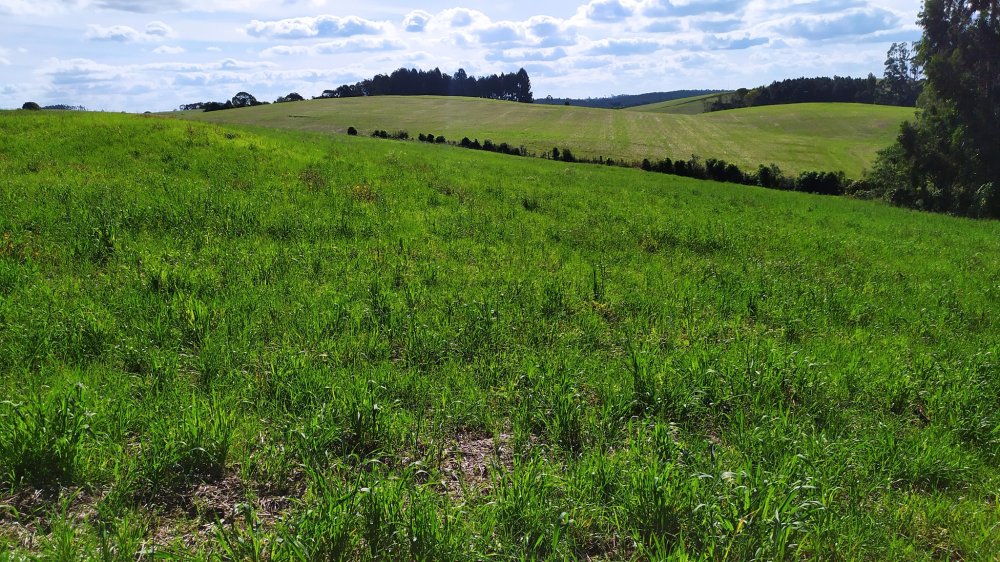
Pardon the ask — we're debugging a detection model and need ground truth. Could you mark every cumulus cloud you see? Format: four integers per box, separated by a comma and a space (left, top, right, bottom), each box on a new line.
260, 38, 404, 58
643, 19, 682, 32
771, 7, 898, 39
259, 45, 312, 58
584, 0, 634, 22
86, 20, 175, 42
705, 34, 768, 50
586, 38, 664, 56
86, 24, 142, 42
152, 45, 184, 54
486, 47, 569, 63
144, 20, 174, 37
475, 22, 525, 45
440, 8, 483, 27
244, 15, 390, 40
526, 16, 578, 47
315, 38, 404, 54
403, 10, 431, 32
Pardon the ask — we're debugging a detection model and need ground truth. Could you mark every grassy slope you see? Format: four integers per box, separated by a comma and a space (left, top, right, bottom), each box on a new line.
174, 96, 913, 177
2, 111, 999, 559
625, 92, 731, 114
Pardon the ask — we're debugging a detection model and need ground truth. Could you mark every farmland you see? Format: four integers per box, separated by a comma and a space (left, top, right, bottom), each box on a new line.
175, 97, 913, 177
1, 110, 999, 559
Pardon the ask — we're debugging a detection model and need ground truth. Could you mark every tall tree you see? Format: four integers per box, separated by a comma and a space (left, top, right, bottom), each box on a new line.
870, 0, 1000, 216
231, 91, 258, 108
879, 42, 922, 105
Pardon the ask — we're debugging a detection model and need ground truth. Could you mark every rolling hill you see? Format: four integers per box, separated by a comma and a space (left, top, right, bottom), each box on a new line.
2, 109, 999, 558
625, 92, 734, 114
173, 96, 913, 177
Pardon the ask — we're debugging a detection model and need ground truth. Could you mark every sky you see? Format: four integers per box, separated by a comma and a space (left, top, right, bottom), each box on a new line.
0, 0, 922, 112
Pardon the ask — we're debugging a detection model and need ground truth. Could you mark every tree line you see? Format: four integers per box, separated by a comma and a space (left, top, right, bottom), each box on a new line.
20, 102, 86, 111
177, 67, 533, 112
358, 123, 855, 197
708, 43, 924, 111
536, 90, 724, 109
317, 67, 532, 103
866, 0, 1000, 218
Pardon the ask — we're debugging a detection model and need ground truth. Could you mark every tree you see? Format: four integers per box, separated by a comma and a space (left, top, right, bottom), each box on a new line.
878, 42, 922, 105
869, 0, 1000, 217
231, 91, 259, 108
21, 101, 41, 110
275, 92, 304, 103
515, 68, 533, 103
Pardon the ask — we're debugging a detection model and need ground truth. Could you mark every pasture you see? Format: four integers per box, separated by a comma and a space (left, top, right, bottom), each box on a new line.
1, 110, 998, 559
176, 97, 913, 177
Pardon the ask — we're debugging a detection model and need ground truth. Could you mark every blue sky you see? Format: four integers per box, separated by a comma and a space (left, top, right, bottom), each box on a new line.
0, 0, 921, 112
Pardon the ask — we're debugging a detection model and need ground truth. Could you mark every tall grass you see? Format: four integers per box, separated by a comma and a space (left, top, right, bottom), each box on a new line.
1, 110, 998, 559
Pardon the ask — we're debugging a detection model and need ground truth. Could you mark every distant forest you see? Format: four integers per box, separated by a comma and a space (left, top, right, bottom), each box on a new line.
317, 67, 533, 103
535, 90, 725, 109
179, 67, 534, 112
709, 43, 923, 111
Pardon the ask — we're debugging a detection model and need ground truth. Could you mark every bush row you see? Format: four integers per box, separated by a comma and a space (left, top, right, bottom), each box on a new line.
354, 127, 854, 196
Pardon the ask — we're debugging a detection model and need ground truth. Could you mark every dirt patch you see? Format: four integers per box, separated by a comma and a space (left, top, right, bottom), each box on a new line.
439, 432, 515, 499
146, 472, 303, 554
0, 474, 303, 556
0, 486, 99, 551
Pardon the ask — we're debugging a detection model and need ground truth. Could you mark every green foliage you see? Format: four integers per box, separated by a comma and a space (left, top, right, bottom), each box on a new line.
869, 0, 1000, 217
0, 383, 91, 487
0, 110, 998, 559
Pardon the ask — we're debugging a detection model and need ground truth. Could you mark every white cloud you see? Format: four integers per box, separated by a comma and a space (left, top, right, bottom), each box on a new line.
315, 38, 405, 54
145, 20, 174, 37
584, 0, 635, 22
769, 7, 899, 39
152, 45, 185, 54
86, 24, 142, 42
261, 38, 405, 58
585, 38, 664, 55
259, 45, 312, 58
86, 20, 176, 42
244, 15, 391, 40
486, 47, 569, 63
403, 10, 431, 32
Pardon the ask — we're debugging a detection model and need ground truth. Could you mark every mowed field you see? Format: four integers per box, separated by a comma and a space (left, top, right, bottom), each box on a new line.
2, 110, 1000, 559
175, 96, 913, 177
625, 92, 732, 115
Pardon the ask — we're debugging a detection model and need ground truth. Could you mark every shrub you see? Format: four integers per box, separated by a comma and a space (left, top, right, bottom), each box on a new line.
347, 126, 358, 136
21, 101, 41, 111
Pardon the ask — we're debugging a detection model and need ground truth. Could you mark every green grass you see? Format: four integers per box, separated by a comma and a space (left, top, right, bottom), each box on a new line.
626, 92, 734, 115
2, 110, 1000, 560
173, 96, 913, 177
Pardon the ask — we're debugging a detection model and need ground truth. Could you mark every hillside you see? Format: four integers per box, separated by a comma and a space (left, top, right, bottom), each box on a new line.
535, 89, 724, 109
3, 110, 1000, 558
626, 92, 734, 115
174, 96, 913, 177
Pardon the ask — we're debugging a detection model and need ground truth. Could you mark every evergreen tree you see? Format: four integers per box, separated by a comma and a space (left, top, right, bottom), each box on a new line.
870, 0, 1000, 217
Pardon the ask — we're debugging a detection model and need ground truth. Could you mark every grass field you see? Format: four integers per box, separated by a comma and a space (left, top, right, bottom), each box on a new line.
174, 97, 913, 177
2, 110, 1000, 560
625, 92, 732, 115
